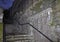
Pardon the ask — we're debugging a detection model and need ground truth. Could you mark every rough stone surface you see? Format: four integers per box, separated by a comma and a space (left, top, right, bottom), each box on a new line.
3, 0, 60, 42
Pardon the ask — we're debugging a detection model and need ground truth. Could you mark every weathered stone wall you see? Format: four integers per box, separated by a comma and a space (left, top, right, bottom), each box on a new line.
5, 0, 34, 42
4, 0, 60, 42
19, 0, 59, 42
23, 7, 57, 42
52, 0, 60, 42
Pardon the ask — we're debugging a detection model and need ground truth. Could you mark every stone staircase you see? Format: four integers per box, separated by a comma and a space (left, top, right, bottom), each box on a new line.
6, 35, 34, 42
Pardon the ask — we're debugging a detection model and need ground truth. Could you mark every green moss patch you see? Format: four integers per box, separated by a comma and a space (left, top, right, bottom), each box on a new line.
0, 23, 3, 42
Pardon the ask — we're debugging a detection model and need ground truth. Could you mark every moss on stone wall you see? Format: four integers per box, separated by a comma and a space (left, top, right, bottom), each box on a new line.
30, 1, 43, 13
57, 0, 60, 4
50, 0, 60, 26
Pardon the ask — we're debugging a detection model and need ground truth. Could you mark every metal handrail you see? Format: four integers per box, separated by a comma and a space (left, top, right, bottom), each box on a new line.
16, 19, 53, 42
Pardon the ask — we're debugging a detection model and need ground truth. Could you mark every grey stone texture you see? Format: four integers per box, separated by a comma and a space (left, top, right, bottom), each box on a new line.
3, 0, 60, 42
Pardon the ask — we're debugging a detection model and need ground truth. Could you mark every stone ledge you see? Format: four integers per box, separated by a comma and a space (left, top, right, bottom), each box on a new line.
6, 35, 34, 41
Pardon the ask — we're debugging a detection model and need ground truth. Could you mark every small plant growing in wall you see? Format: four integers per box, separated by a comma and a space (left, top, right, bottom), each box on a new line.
30, 0, 43, 13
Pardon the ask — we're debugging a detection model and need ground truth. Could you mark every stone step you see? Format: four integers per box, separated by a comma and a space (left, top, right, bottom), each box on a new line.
6, 35, 34, 42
